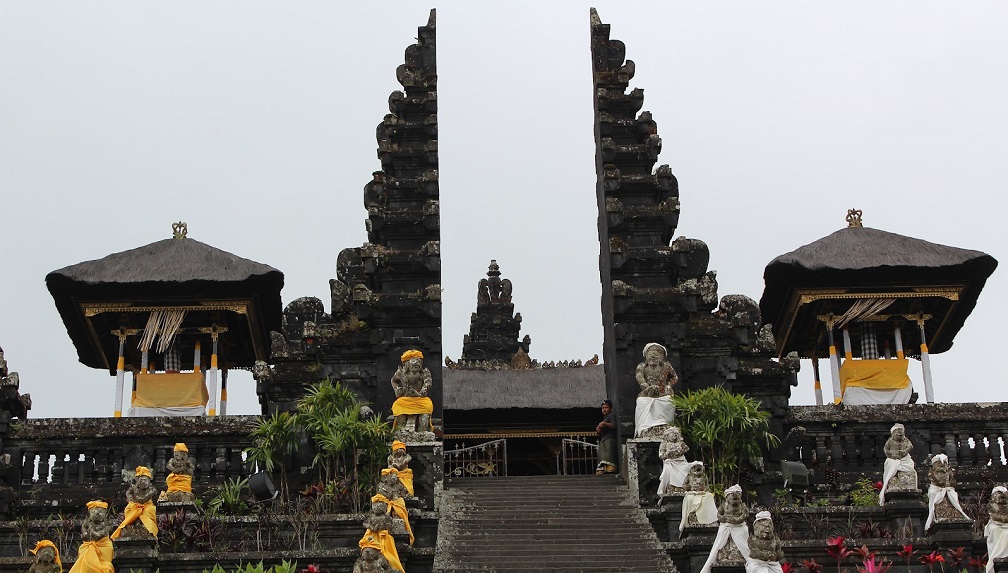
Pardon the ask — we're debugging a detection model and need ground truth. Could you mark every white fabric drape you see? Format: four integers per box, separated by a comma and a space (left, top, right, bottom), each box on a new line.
658, 456, 690, 495
880, 454, 915, 505
680, 491, 717, 531
842, 386, 913, 405
926, 485, 970, 529
986, 520, 1008, 573
635, 396, 675, 436
746, 560, 784, 573
700, 523, 750, 573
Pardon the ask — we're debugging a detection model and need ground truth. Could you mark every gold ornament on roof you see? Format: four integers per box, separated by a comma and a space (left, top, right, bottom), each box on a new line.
172, 221, 188, 239
846, 209, 863, 228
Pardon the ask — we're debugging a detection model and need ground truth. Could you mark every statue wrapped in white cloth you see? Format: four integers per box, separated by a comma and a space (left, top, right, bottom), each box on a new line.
634, 342, 677, 438
745, 511, 784, 573
657, 426, 690, 495
680, 461, 718, 531
925, 454, 971, 530
880, 423, 917, 505
986, 486, 1008, 573
699, 484, 750, 573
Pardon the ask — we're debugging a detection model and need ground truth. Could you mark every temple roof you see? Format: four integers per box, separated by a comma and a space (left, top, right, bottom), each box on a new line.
46, 226, 284, 371
443, 365, 605, 410
760, 224, 997, 357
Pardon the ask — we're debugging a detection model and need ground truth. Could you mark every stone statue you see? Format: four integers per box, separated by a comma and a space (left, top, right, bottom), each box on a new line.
0, 346, 7, 377
28, 540, 61, 573
925, 454, 970, 529
69, 501, 115, 573
363, 496, 393, 534
746, 511, 784, 573
110, 467, 158, 540
384, 441, 415, 497
359, 495, 405, 573
353, 547, 394, 573
657, 426, 690, 495
879, 423, 917, 504
634, 342, 677, 438
700, 484, 751, 573
390, 349, 434, 440
986, 486, 1008, 573
680, 461, 718, 531
161, 443, 195, 503
377, 471, 409, 502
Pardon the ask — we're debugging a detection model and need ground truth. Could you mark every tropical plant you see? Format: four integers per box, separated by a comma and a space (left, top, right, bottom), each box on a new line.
858, 555, 893, 573
246, 411, 298, 497
920, 551, 946, 573
803, 558, 824, 573
207, 477, 250, 516
897, 544, 917, 573
672, 386, 780, 489
826, 536, 856, 573
850, 477, 880, 506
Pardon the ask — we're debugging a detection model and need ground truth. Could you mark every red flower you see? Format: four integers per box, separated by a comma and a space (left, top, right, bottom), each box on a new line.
920, 551, 945, 572
946, 548, 967, 569
858, 555, 893, 573
897, 545, 917, 566
969, 555, 988, 573
827, 537, 857, 571
782, 562, 798, 573
803, 558, 825, 573
874, 481, 883, 491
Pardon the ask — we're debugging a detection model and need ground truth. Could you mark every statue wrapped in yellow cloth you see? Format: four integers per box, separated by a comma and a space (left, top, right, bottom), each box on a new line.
111, 467, 158, 540
28, 540, 62, 573
160, 443, 195, 503
68, 501, 114, 573
360, 495, 404, 573
390, 350, 434, 440
356, 533, 398, 573
384, 441, 414, 496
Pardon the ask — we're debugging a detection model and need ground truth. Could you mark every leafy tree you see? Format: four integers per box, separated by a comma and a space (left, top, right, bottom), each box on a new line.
672, 386, 780, 491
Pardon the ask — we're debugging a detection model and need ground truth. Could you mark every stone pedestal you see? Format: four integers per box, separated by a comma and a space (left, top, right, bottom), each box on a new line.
625, 438, 662, 507
404, 441, 442, 511
111, 536, 158, 573
883, 490, 928, 538
927, 518, 975, 544
682, 523, 719, 573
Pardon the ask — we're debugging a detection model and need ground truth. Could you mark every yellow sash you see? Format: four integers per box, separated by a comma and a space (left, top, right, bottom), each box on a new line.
840, 359, 911, 394
382, 467, 415, 496
31, 540, 62, 573
165, 473, 192, 493
110, 501, 157, 539
373, 493, 414, 545
359, 529, 403, 573
391, 396, 433, 416
68, 538, 113, 573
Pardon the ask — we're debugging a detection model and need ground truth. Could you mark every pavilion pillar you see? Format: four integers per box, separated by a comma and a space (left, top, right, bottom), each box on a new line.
916, 316, 935, 403
207, 335, 219, 416
220, 369, 228, 416
113, 329, 127, 417
894, 323, 905, 360
811, 356, 823, 406
825, 319, 841, 405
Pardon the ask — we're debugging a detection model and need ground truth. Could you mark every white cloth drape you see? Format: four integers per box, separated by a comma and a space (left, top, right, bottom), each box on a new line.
986, 520, 1008, 573
746, 559, 784, 573
842, 386, 912, 405
880, 454, 915, 505
699, 523, 750, 573
680, 491, 718, 531
658, 456, 690, 495
926, 485, 970, 529
129, 405, 207, 417
635, 395, 675, 436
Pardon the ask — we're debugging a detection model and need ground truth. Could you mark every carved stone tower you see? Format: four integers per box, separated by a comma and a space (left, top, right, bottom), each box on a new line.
461, 260, 531, 363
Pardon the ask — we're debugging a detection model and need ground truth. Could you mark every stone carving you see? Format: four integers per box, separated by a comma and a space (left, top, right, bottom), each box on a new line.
657, 426, 690, 495
384, 441, 415, 497
679, 461, 717, 531
700, 484, 750, 573
634, 342, 677, 438
353, 547, 394, 573
359, 494, 405, 573
390, 349, 434, 440
925, 454, 970, 529
160, 443, 195, 503
28, 540, 61, 573
69, 501, 114, 573
880, 423, 917, 504
110, 466, 158, 540
986, 486, 1008, 573
746, 511, 784, 573
0, 346, 6, 377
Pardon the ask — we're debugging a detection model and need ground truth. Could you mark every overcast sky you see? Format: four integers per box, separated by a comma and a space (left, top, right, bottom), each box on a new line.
1, 2, 1005, 418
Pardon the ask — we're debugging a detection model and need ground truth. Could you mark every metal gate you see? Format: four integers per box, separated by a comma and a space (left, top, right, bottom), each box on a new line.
558, 438, 599, 475
444, 438, 507, 477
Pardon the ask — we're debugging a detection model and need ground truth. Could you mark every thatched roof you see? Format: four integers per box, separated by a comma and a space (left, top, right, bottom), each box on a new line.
47, 236, 284, 371
760, 226, 997, 356
443, 365, 606, 410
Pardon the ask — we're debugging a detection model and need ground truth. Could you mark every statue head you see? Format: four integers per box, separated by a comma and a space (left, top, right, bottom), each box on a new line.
86, 499, 109, 522
724, 484, 742, 504
173, 442, 189, 463
753, 511, 774, 538
134, 466, 153, 489
643, 342, 666, 366
890, 423, 905, 440
931, 454, 948, 469
401, 349, 423, 371
662, 426, 682, 442
993, 486, 1008, 505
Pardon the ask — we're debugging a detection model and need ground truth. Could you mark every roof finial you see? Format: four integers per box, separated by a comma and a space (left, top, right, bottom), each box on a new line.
172, 221, 188, 239
846, 209, 863, 228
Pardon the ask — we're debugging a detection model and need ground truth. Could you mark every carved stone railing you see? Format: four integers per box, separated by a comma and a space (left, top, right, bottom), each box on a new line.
3, 416, 256, 517
781, 403, 1008, 502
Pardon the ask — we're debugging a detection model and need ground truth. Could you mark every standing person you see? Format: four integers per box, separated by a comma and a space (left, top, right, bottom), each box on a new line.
596, 399, 617, 474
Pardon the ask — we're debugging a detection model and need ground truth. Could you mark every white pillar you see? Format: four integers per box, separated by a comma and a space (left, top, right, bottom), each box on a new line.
894, 324, 905, 360
919, 321, 935, 403
842, 327, 853, 360
114, 335, 125, 417
220, 369, 228, 416
207, 338, 218, 416
827, 327, 841, 405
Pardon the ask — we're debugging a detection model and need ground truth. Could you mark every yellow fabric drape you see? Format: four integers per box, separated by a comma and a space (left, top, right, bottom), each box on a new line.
382, 467, 414, 496
133, 372, 209, 408
31, 540, 62, 573
67, 538, 113, 573
359, 529, 404, 573
840, 359, 911, 395
110, 501, 157, 539
166, 473, 192, 493
391, 397, 433, 416
372, 493, 414, 545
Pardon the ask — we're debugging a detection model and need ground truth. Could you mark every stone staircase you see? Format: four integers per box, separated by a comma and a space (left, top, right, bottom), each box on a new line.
433, 474, 677, 573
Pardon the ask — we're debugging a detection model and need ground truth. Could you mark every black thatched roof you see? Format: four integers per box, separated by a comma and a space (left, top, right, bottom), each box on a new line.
760, 226, 997, 356
443, 365, 606, 410
47, 236, 284, 371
